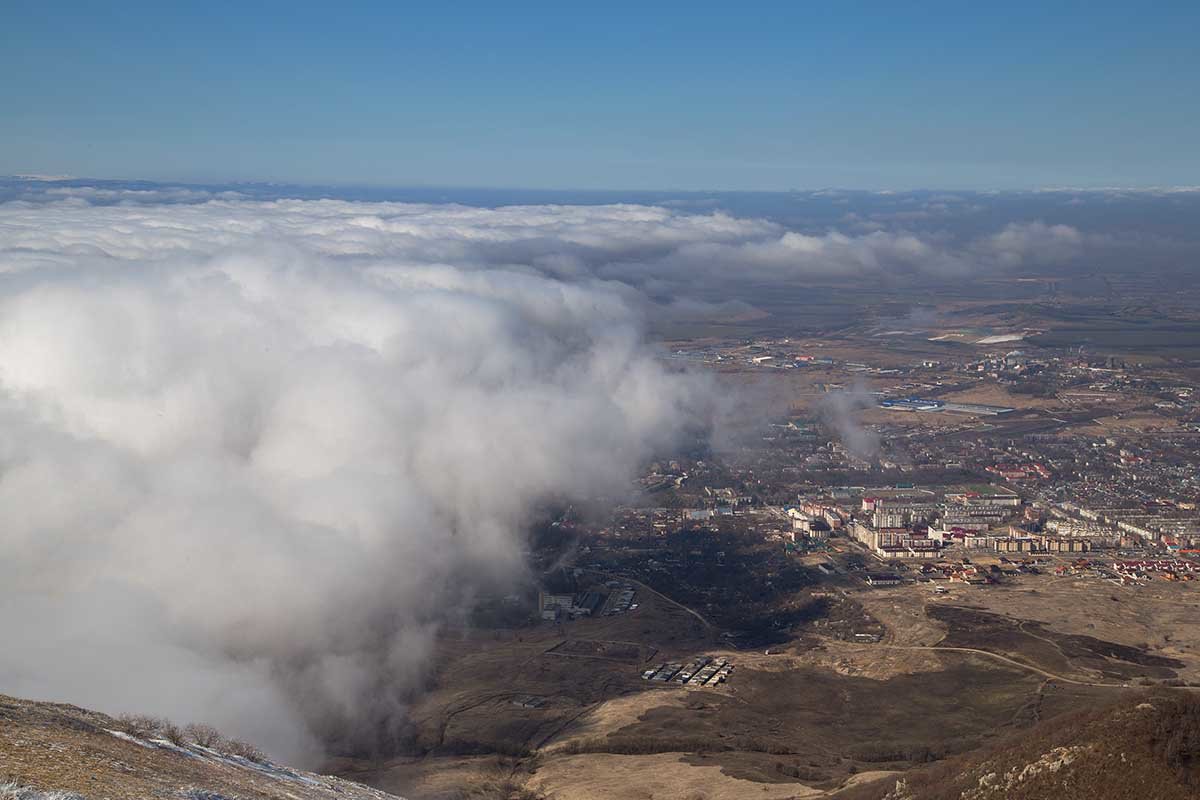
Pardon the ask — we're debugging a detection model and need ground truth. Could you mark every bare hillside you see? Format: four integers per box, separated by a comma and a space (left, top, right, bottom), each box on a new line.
837, 692, 1200, 800
0, 694, 403, 800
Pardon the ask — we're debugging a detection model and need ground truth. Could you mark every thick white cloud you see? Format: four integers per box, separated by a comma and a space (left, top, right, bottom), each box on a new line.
0, 192, 1089, 286
0, 197, 722, 764
0, 193, 1092, 764
0, 197, 774, 271
633, 229, 962, 280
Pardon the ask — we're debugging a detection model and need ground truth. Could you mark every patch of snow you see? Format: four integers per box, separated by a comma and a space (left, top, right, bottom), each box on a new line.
104, 729, 154, 749
0, 781, 86, 800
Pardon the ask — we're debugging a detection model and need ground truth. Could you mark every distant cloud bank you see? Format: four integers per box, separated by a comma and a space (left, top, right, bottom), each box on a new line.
0, 185, 1107, 288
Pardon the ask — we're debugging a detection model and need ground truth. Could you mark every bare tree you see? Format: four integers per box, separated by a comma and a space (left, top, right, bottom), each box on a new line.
224, 739, 267, 763
116, 714, 168, 738
184, 723, 227, 749
162, 722, 187, 746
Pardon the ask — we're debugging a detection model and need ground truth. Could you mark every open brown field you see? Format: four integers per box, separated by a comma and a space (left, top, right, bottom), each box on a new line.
332, 567, 1200, 799
1070, 411, 1185, 435
926, 573, 1200, 684
936, 383, 1063, 411
526, 752, 828, 800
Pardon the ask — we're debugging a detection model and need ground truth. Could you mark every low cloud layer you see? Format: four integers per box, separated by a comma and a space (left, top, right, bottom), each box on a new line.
0, 196, 719, 763
0, 188, 1107, 764
0, 188, 1098, 290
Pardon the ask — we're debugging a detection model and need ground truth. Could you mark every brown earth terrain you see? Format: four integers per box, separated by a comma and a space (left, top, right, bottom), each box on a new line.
837, 692, 1200, 800
334, 567, 1200, 800
0, 694, 400, 800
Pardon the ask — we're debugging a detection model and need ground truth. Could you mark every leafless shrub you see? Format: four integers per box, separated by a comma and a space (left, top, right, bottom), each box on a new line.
184, 724, 227, 749
223, 739, 267, 763
162, 723, 187, 746
115, 713, 168, 737
114, 711, 268, 763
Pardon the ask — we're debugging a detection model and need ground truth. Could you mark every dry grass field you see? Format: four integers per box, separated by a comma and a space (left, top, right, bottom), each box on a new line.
526, 753, 827, 800
338, 569, 1200, 799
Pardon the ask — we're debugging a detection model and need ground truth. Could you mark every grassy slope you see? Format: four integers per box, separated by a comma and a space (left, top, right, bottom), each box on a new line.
0, 694, 401, 800
835, 691, 1200, 800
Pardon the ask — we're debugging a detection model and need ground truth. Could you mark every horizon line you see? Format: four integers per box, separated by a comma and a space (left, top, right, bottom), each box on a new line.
6, 173, 1200, 198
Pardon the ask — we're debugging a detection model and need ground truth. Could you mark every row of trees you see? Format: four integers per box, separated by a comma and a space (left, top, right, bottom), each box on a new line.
115, 715, 266, 763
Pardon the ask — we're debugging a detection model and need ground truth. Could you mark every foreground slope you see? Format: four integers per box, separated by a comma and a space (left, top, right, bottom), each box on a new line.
839, 692, 1200, 800
0, 694, 402, 800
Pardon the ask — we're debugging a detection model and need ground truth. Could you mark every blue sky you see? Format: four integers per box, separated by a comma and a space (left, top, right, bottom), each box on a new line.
3, 1, 1198, 190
